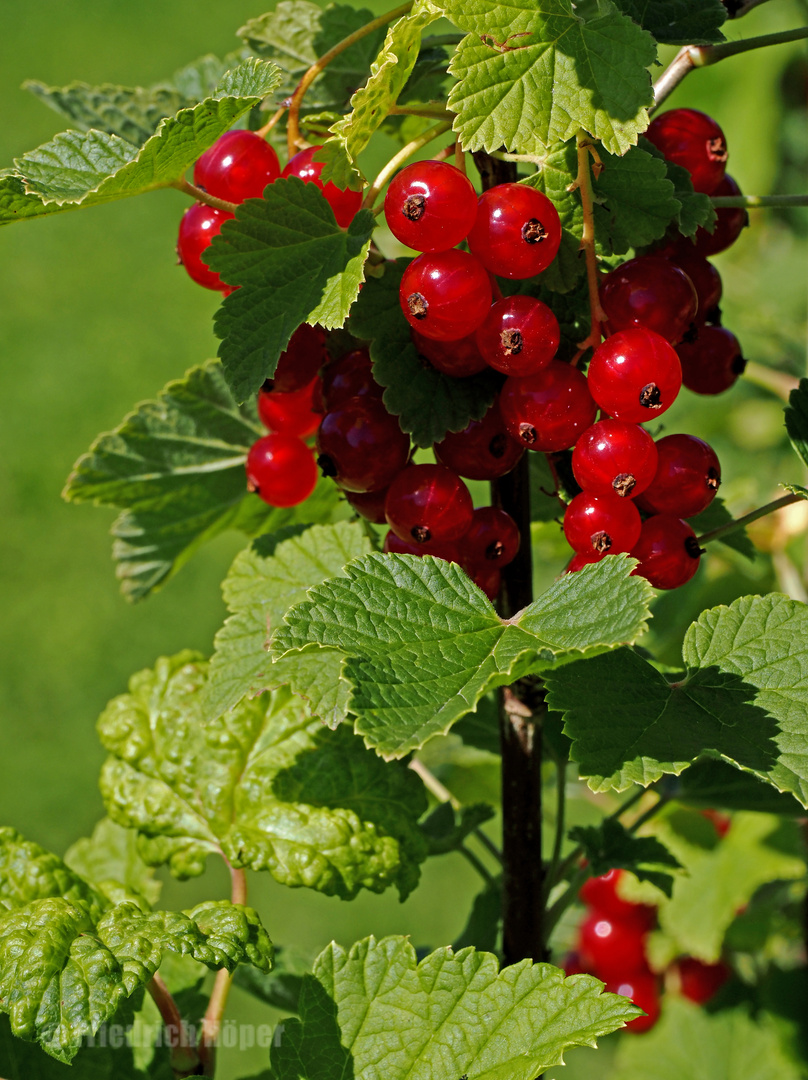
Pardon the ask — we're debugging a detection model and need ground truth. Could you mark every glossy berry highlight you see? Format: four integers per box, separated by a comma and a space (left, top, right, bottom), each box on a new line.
467, 183, 562, 279
177, 203, 234, 292
639, 434, 721, 519
475, 295, 560, 376
194, 129, 281, 204
578, 911, 649, 980
572, 419, 658, 499
400, 250, 492, 341
563, 491, 642, 555
645, 108, 727, 194
385, 464, 474, 545
257, 378, 322, 438
246, 434, 318, 507
383, 160, 478, 252
587, 328, 682, 423
500, 361, 597, 452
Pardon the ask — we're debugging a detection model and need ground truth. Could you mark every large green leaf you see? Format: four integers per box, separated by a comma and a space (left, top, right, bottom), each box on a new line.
271, 553, 652, 757
444, 0, 656, 157
63, 360, 342, 601
677, 759, 807, 815
98, 653, 428, 898
612, 0, 726, 46
785, 378, 808, 469
206, 178, 374, 401
269, 935, 639, 1079
64, 818, 162, 909
0, 1012, 142, 1080
204, 522, 372, 724
0, 60, 281, 226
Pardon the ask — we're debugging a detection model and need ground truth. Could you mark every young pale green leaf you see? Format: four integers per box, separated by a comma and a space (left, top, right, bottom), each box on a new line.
785, 378, 808, 469
569, 818, 681, 896
688, 496, 755, 560
207, 178, 374, 401
63, 361, 342, 601
98, 654, 427, 899
269, 935, 639, 1080
204, 521, 372, 724
64, 818, 161, 909
316, 0, 443, 188
271, 553, 652, 758
612, 0, 726, 46
347, 260, 501, 445
445, 0, 656, 157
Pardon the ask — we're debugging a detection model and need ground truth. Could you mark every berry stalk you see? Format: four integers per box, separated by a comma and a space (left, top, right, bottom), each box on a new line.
696, 491, 805, 546
172, 177, 237, 215
572, 133, 606, 363
146, 974, 200, 1078
711, 193, 808, 208
364, 120, 453, 211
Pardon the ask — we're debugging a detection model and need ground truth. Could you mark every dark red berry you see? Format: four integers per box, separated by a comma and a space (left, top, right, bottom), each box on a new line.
572, 420, 658, 499
587, 328, 682, 423
385, 464, 474, 545
383, 529, 459, 563
606, 972, 661, 1033
500, 361, 597, 452
257, 378, 322, 437
246, 434, 318, 507
321, 348, 382, 411
467, 563, 501, 601
630, 515, 703, 590
194, 130, 281, 204
282, 147, 363, 227
400, 250, 492, 340
579, 870, 656, 927
564, 491, 642, 555
645, 108, 727, 194
677, 325, 745, 395
177, 203, 234, 292
684, 174, 747, 257
316, 397, 410, 493
475, 295, 560, 376
345, 486, 389, 524
666, 252, 722, 325
467, 183, 562, 279
599, 256, 698, 344
383, 160, 478, 252
265, 324, 327, 393
638, 434, 721, 519
578, 911, 649, 980
566, 550, 605, 573
460, 507, 520, 568
412, 329, 488, 376
433, 401, 524, 480
674, 957, 731, 1005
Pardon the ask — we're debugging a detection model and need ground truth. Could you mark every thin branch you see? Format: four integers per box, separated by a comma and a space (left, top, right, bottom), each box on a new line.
460, 843, 497, 886
409, 758, 504, 863
147, 974, 199, 1078
387, 103, 451, 118
543, 759, 567, 906
725, 0, 783, 15
712, 193, 808, 208
549, 785, 646, 891
365, 120, 453, 211
573, 133, 606, 361
697, 492, 804, 546
172, 178, 237, 215
256, 104, 288, 139
743, 360, 799, 401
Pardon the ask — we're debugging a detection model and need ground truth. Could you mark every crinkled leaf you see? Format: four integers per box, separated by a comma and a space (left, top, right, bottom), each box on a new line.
207, 179, 374, 401
270, 935, 639, 1080
0, 827, 107, 920
204, 522, 371, 724
445, 0, 655, 157
234, 946, 315, 1015
347, 260, 501, 445
272, 553, 652, 757
689, 496, 755, 560
569, 818, 681, 896
612, 0, 726, 46
677, 758, 807, 815
64, 818, 162, 909
420, 801, 496, 855
98, 653, 427, 899
785, 378, 808, 469
63, 360, 342, 600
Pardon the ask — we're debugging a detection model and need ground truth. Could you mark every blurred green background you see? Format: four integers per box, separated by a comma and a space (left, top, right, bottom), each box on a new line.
0, 2, 806, 1076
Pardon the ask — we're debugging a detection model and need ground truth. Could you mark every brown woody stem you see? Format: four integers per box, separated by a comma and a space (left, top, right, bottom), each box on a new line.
574, 133, 606, 361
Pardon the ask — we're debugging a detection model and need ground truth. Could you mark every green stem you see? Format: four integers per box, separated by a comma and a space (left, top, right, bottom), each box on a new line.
365, 120, 453, 211
173, 178, 237, 215
743, 360, 799, 402
387, 104, 452, 118
460, 843, 497, 886
697, 492, 804, 546
712, 193, 808, 208
549, 785, 646, 893
574, 133, 606, 359
543, 759, 568, 905
147, 974, 199, 1078
409, 758, 504, 864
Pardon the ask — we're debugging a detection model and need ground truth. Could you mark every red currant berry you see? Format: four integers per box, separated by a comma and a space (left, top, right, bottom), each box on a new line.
467, 183, 562, 279
321, 348, 382, 410
645, 108, 727, 194
572, 420, 658, 499
677, 325, 745, 395
475, 295, 560, 376
638, 434, 721, 519
282, 147, 363, 227
412, 329, 488, 377
587, 328, 682, 423
666, 252, 722, 325
578, 911, 649, 980
565, 550, 605, 574
459, 507, 520, 568
433, 401, 524, 480
562, 952, 588, 977
599, 256, 698, 344
674, 957, 730, 1005
701, 808, 731, 838
316, 397, 410, 493
383, 160, 478, 252
194, 130, 281, 204
385, 464, 474, 545
564, 491, 642, 556
177, 203, 234, 292
383, 528, 459, 563
246, 434, 318, 507
606, 972, 661, 1033
257, 378, 322, 438
400, 250, 492, 340
345, 486, 389, 525
467, 563, 501, 601
686, 174, 747, 256
265, 324, 327, 393
500, 361, 597, 452
580, 870, 656, 926
630, 515, 703, 590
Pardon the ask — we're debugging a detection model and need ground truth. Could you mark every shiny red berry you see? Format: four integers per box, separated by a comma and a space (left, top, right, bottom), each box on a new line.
674, 957, 731, 1005
412, 329, 488, 377
383, 160, 478, 252
282, 147, 363, 227
500, 361, 597, 452
475, 295, 560, 376
630, 515, 703, 590
383, 528, 459, 563
685, 174, 748, 256
564, 491, 642, 555
645, 108, 727, 194
345, 486, 389, 524
400, 250, 492, 340
177, 203, 234, 292
468, 183, 562, 279
666, 252, 722, 325
385, 464, 474, 545
194, 130, 281, 204
572, 420, 658, 499
606, 972, 661, 1033
578, 911, 649, 980
677, 325, 745, 395
257, 378, 322, 438
579, 870, 656, 926
433, 401, 524, 480
639, 434, 721, 519
566, 550, 605, 574
587, 328, 682, 423
246, 434, 318, 507
316, 397, 410, 493
265, 324, 327, 393
460, 507, 520, 568
599, 256, 698, 344
321, 348, 382, 410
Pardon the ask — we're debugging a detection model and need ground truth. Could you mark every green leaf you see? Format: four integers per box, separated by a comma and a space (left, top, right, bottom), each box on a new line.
1, 60, 281, 225
688, 496, 755, 560
569, 818, 681, 896
234, 946, 314, 1014
420, 801, 496, 855
0, 1012, 139, 1080
347, 260, 501, 445
452, 880, 502, 952
316, 0, 443, 188
206, 179, 374, 401
270, 935, 638, 1080
445, 0, 656, 158
678, 759, 808, 815
637, 137, 716, 238
0, 827, 106, 919
204, 522, 372, 724
612, 0, 726, 46
63, 360, 342, 601
64, 818, 162, 909
98, 654, 428, 898
272, 553, 652, 757
785, 378, 808, 469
